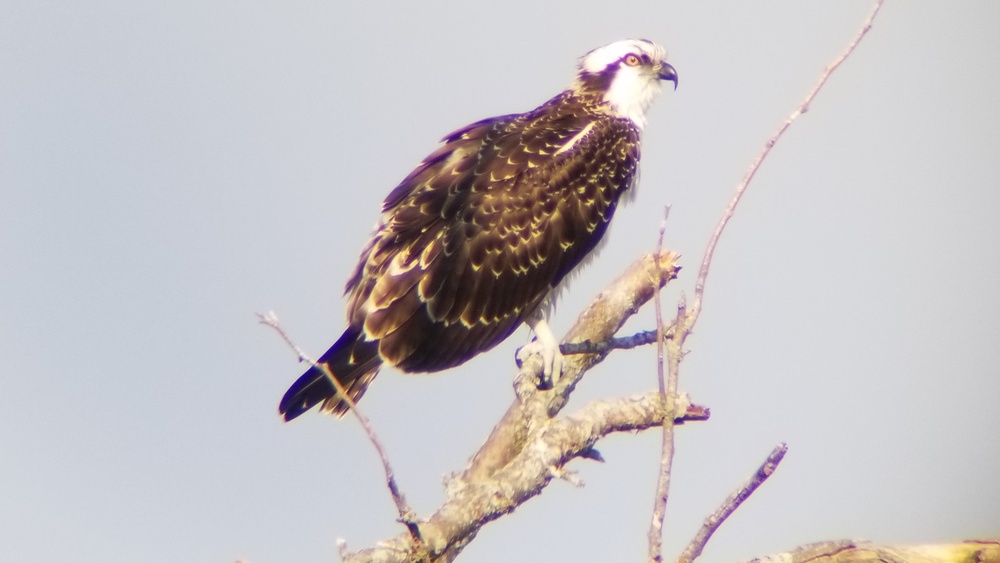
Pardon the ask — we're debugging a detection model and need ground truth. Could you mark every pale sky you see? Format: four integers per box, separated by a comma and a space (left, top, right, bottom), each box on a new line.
2, 2, 999, 562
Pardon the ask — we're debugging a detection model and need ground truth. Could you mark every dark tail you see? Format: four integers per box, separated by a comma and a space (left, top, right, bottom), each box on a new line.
278, 327, 382, 421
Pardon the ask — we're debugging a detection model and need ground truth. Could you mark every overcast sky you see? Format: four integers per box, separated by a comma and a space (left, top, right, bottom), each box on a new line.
2, 1, 999, 562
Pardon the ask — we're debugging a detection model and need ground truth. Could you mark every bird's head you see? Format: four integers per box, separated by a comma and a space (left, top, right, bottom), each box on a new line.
574, 39, 677, 128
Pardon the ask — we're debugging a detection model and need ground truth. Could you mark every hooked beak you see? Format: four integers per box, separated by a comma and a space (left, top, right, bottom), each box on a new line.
658, 62, 678, 90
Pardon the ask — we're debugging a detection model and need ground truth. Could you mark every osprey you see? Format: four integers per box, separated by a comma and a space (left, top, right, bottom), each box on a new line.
280, 39, 677, 421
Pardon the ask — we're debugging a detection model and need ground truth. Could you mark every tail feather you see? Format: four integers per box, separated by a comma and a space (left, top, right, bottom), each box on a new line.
278, 327, 382, 421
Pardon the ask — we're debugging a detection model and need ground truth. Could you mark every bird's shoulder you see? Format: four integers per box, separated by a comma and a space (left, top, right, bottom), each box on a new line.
344, 93, 640, 300
381, 92, 638, 214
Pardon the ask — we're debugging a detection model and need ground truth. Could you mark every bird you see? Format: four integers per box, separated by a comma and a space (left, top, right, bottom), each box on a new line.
279, 39, 677, 421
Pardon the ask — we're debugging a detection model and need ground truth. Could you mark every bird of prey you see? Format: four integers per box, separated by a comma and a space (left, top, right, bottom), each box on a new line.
279, 39, 677, 421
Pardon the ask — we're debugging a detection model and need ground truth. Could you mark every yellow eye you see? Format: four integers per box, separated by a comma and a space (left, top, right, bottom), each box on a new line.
625, 54, 640, 66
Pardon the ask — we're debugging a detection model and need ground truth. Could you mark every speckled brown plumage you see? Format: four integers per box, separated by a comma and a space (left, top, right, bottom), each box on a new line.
279, 40, 675, 421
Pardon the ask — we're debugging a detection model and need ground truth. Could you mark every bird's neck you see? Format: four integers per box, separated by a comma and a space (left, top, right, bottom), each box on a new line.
567, 76, 652, 129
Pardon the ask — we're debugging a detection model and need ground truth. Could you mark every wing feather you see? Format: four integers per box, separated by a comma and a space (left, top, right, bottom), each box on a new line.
346, 94, 641, 372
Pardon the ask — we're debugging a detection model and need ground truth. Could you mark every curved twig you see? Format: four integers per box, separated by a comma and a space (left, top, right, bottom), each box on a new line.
645, 2, 886, 559
257, 312, 424, 549
688, 0, 885, 328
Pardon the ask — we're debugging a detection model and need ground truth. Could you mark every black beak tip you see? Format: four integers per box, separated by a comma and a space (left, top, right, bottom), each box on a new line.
660, 63, 678, 90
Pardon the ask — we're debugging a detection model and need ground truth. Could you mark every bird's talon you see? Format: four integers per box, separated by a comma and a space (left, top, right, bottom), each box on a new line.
514, 338, 562, 389
515, 338, 536, 368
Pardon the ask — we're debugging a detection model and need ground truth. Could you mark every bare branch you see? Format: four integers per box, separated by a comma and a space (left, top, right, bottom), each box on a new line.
559, 329, 669, 355
678, 443, 788, 563
643, 3, 884, 558
257, 312, 424, 548
465, 251, 681, 483
648, 208, 674, 562
256, 310, 311, 363
744, 539, 1000, 563
337, 251, 697, 562
688, 0, 885, 329
343, 392, 710, 563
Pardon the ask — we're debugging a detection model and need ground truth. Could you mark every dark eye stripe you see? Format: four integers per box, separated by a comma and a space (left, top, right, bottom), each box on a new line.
622, 53, 651, 67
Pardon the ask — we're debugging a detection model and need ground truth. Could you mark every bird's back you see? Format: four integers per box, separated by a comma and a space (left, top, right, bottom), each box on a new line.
345, 91, 642, 372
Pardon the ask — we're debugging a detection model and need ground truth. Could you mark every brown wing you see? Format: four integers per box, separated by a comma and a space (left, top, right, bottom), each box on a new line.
345, 94, 641, 372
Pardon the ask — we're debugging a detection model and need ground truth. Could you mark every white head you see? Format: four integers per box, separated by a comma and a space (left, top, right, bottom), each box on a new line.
575, 39, 677, 128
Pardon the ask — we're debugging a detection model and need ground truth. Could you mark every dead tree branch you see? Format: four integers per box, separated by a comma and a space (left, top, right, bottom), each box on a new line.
642, 1, 886, 559
339, 251, 711, 563
679, 443, 788, 563
648, 210, 677, 562
689, 0, 885, 327
744, 539, 1000, 563
258, 312, 424, 548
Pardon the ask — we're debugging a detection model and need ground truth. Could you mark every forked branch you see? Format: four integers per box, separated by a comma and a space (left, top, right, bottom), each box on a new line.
645, 1, 885, 560
340, 251, 710, 563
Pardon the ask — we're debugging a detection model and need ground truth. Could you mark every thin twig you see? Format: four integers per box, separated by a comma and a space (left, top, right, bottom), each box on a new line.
688, 0, 885, 329
650, 2, 883, 559
677, 443, 788, 563
558, 327, 674, 355
648, 207, 673, 562
256, 311, 425, 549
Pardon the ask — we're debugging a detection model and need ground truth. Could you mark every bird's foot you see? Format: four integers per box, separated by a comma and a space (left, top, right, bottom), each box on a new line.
515, 334, 563, 390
